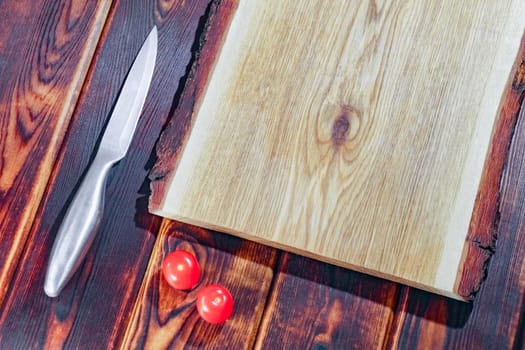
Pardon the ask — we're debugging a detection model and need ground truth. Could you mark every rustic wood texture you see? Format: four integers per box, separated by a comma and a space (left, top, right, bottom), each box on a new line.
149, 0, 238, 205
255, 253, 398, 349
121, 221, 277, 349
1, 1, 525, 349
386, 78, 525, 350
457, 35, 525, 299
0, 0, 212, 348
0, 0, 111, 306
150, 0, 525, 299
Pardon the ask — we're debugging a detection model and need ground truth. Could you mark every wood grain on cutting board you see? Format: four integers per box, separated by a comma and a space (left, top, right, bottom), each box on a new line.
150, 0, 525, 299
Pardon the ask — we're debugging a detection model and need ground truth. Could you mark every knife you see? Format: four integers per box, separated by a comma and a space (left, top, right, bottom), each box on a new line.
44, 26, 158, 297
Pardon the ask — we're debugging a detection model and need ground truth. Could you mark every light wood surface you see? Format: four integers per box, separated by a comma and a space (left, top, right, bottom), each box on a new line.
151, 0, 525, 299
387, 95, 525, 350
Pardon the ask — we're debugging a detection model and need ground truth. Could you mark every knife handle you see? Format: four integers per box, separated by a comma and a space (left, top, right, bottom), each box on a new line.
44, 151, 115, 297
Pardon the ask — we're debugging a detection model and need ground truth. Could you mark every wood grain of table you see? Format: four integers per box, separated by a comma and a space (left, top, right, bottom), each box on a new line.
0, 1, 524, 349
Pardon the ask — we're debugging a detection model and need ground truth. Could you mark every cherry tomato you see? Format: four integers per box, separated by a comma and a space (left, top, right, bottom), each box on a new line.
196, 284, 234, 323
162, 250, 201, 290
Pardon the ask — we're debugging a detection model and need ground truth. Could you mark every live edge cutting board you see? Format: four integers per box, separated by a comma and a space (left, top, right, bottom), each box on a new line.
149, 1, 525, 300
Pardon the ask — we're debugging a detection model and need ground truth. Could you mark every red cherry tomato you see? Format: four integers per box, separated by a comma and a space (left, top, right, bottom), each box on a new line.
162, 250, 201, 290
196, 284, 234, 324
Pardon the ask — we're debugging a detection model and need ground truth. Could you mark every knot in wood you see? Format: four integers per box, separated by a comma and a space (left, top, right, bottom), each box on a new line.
331, 114, 350, 147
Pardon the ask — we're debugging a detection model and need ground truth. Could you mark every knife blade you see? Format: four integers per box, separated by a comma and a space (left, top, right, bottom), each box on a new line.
44, 26, 158, 297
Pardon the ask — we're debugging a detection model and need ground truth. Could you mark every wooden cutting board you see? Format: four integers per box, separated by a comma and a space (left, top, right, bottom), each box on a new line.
149, 0, 525, 300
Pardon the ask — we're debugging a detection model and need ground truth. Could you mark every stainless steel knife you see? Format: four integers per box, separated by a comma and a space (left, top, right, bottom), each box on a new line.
44, 26, 158, 297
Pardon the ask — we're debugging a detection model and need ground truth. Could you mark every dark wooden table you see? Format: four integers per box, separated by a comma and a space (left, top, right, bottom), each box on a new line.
1, 1, 524, 349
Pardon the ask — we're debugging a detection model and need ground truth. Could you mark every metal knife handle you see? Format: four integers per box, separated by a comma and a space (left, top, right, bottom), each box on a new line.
44, 151, 115, 297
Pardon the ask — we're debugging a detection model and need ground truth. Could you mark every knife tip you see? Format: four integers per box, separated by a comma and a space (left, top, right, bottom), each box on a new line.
44, 283, 60, 298
44, 270, 64, 298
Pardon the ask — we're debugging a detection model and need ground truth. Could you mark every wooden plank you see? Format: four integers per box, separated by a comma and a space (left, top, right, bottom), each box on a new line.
120, 220, 277, 349
0, 0, 211, 348
386, 57, 525, 349
0, 0, 111, 306
255, 253, 398, 349
150, 0, 525, 299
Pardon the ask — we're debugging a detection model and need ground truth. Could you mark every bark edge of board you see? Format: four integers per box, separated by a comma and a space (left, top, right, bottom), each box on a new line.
149, 0, 238, 210
455, 35, 525, 299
